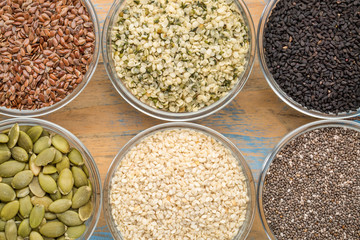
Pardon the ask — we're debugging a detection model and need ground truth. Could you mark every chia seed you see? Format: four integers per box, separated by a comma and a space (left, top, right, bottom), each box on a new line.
263, 127, 360, 239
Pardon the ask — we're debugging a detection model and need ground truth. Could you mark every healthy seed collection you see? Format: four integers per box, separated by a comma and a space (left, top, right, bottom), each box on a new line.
0, 123, 93, 239
111, 0, 250, 112
0, 0, 358, 238
0, 0, 95, 110
110, 129, 249, 240
264, 0, 360, 114
263, 127, 360, 239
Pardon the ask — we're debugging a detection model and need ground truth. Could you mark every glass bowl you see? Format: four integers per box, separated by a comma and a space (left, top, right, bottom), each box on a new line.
257, 119, 360, 239
0, 0, 100, 118
103, 122, 256, 239
102, 0, 256, 121
257, 0, 360, 119
0, 118, 102, 240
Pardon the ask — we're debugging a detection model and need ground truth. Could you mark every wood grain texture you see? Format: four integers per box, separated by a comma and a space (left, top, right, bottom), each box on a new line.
0, 0, 358, 239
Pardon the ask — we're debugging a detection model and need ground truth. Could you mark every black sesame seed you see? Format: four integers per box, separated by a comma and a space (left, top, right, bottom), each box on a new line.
264, 0, 360, 114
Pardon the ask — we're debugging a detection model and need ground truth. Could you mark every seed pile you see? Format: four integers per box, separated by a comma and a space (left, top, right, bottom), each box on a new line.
0, 0, 95, 110
112, 0, 250, 112
264, 0, 360, 114
110, 129, 249, 240
0, 123, 94, 239
263, 127, 360, 239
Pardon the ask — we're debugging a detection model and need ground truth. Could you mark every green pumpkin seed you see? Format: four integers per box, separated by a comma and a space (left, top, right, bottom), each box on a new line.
29, 177, 46, 197
0, 134, 9, 143
0, 183, 16, 202
17, 132, 33, 153
56, 236, 65, 240
68, 149, 84, 166
50, 190, 61, 201
79, 201, 93, 221
33, 137, 51, 155
82, 165, 89, 177
11, 147, 29, 162
0, 222, 5, 233
72, 186, 91, 209
35, 148, 55, 167
29, 154, 41, 176
18, 219, 31, 238
41, 129, 51, 137
30, 231, 44, 240
2, 129, 9, 134
7, 124, 20, 149
71, 167, 88, 188
87, 179, 93, 193
0, 204, 4, 212
39, 218, 47, 228
51, 149, 63, 164
12, 170, 34, 189
56, 211, 83, 227
0, 161, 26, 178
51, 135, 70, 154
30, 197, 53, 212
50, 173, 59, 182
39, 221, 65, 238
65, 224, 86, 238
48, 199, 72, 214
44, 212, 57, 220
1, 201, 19, 221
0, 133, 9, 144
42, 166, 57, 175
5, 219, 17, 240
26, 126, 43, 143
19, 196, 33, 218
61, 190, 73, 200
55, 157, 69, 174
38, 173, 57, 194
0, 218, 5, 231
0, 144, 11, 164
57, 169, 73, 195
0, 232, 5, 240
24, 164, 29, 170
0, 177, 13, 185
29, 205, 45, 228
16, 187, 30, 198
19, 126, 31, 132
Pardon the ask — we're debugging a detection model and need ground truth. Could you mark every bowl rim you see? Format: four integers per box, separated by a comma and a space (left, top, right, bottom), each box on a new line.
103, 122, 256, 240
0, 0, 101, 118
0, 117, 103, 240
257, 119, 360, 239
101, 0, 256, 122
257, 0, 360, 120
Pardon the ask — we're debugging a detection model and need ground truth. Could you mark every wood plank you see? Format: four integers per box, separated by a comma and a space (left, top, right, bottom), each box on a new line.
0, 0, 357, 239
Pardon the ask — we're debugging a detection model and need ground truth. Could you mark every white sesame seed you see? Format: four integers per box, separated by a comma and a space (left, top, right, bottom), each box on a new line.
110, 129, 249, 240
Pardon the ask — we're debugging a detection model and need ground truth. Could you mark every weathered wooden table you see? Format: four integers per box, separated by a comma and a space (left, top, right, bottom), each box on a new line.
1, 0, 357, 239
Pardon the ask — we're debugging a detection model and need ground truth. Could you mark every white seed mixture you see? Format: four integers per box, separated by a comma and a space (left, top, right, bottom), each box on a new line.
111, 0, 250, 112
110, 129, 249, 240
